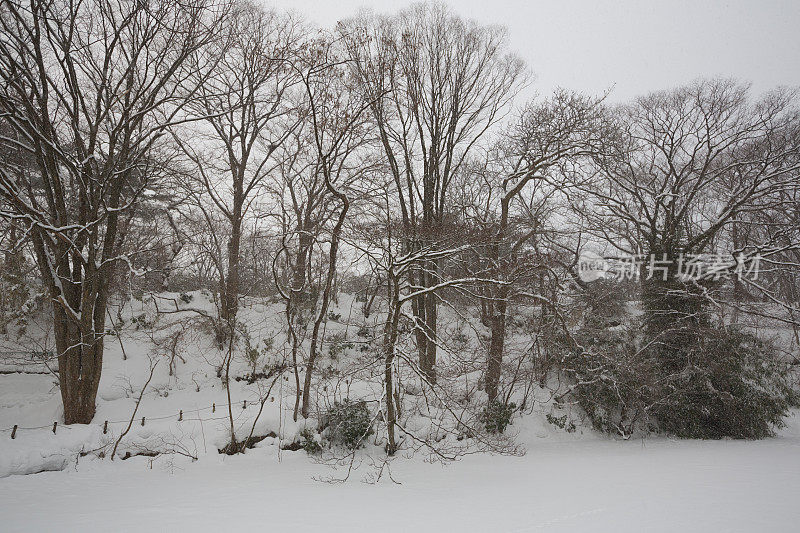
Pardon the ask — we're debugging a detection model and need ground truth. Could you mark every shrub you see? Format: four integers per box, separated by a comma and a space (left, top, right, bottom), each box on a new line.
299, 427, 322, 454
452, 331, 469, 351
650, 326, 797, 439
554, 313, 796, 439
131, 313, 154, 330
546, 413, 577, 433
557, 322, 654, 437
326, 332, 354, 360
482, 400, 516, 434
321, 399, 374, 449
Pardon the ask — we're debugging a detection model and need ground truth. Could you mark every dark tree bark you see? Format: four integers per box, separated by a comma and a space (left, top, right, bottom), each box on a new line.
474, 91, 608, 402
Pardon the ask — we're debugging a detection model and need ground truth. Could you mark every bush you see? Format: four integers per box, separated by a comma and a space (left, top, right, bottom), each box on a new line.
482, 400, 516, 434
650, 326, 797, 439
452, 331, 469, 351
557, 321, 654, 437
554, 314, 797, 439
131, 313, 154, 330
321, 399, 374, 449
546, 413, 577, 433
299, 427, 322, 454
326, 332, 354, 360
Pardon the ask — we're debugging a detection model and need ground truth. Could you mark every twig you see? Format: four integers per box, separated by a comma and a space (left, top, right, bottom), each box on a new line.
111, 360, 159, 460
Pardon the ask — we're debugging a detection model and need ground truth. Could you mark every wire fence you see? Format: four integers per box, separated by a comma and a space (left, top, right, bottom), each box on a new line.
0, 396, 277, 440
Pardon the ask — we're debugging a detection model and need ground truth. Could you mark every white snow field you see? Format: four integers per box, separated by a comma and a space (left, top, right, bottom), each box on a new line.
1, 291, 799, 532
2, 424, 800, 532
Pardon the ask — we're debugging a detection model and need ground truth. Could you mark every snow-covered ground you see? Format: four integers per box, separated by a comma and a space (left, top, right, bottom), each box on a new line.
2, 291, 799, 531
2, 420, 800, 532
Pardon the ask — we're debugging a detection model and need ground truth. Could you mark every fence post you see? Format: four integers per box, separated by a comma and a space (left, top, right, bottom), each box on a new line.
11, 425, 17, 439
178, 410, 183, 421
243, 400, 247, 410
141, 416, 145, 427
52, 422, 57, 434
103, 421, 108, 434
212, 403, 215, 413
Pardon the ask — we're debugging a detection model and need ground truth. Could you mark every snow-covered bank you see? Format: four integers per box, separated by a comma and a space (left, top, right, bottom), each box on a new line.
2, 290, 800, 531
2, 426, 800, 532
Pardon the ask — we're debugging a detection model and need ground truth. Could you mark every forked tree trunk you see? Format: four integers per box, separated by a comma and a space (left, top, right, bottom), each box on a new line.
38, 217, 114, 425
54, 298, 105, 424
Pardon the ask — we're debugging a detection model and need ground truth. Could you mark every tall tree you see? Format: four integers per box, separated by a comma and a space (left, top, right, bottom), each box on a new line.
587, 80, 799, 369
269, 37, 374, 420
0, 0, 226, 423
468, 91, 607, 402
341, 2, 525, 381
293, 40, 376, 419
173, 2, 302, 328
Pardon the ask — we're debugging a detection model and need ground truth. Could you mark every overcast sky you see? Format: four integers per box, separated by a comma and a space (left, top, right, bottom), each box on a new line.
266, 0, 800, 102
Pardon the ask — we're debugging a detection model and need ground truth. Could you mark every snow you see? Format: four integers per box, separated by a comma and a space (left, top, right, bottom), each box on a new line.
1, 291, 799, 531
2, 426, 800, 531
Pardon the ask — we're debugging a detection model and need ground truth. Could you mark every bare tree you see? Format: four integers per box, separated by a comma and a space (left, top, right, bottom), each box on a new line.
459, 90, 607, 402
0, 0, 227, 423
293, 39, 377, 419
341, 2, 526, 381
172, 2, 303, 328
586, 80, 799, 364
166, 3, 303, 446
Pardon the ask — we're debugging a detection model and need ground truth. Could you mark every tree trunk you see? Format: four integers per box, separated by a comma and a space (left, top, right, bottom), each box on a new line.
289, 228, 313, 421
221, 212, 242, 325
55, 305, 104, 425
383, 273, 401, 455
292, 231, 313, 304
485, 288, 508, 403
302, 213, 347, 418
641, 248, 707, 373
414, 262, 438, 383
423, 281, 438, 382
